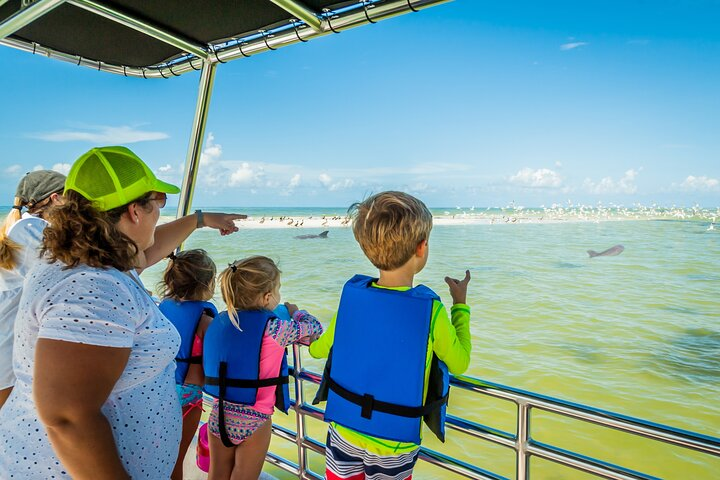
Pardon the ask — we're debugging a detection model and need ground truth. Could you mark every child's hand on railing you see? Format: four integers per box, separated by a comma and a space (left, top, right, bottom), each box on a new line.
285, 302, 299, 317
444, 270, 471, 305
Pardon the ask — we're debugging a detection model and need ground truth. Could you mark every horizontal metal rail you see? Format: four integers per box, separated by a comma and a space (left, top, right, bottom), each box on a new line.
0, 0, 450, 78
266, 346, 720, 480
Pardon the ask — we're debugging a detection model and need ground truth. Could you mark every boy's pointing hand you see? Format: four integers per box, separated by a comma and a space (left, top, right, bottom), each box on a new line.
445, 270, 471, 305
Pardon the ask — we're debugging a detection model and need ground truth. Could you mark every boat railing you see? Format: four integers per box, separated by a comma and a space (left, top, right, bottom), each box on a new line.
263, 345, 720, 480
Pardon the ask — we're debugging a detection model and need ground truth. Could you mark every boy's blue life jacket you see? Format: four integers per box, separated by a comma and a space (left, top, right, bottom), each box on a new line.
203, 309, 290, 447
158, 299, 217, 385
314, 274, 450, 444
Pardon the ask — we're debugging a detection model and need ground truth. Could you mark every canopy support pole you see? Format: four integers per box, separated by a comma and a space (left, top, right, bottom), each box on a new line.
177, 60, 217, 222
0, 0, 65, 40
269, 0, 322, 32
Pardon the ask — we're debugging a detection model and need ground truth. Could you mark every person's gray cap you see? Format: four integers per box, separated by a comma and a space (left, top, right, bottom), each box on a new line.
15, 170, 67, 205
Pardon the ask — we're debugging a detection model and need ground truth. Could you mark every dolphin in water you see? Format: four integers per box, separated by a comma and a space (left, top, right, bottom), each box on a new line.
587, 244, 624, 258
294, 230, 329, 240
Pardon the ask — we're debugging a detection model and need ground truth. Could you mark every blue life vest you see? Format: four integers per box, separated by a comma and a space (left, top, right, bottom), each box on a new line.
158, 299, 217, 385
203, 309, 290, 447
317, 275, 450, 444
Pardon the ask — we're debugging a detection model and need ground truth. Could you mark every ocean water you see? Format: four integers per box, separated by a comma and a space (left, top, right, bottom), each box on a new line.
141, 212, 719, 479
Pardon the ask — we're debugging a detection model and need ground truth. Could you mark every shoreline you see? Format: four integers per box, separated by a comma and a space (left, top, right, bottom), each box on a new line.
162, 214, 718, 229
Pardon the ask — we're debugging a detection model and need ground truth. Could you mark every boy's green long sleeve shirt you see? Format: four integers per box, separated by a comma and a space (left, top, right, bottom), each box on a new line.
308, 283, 472, 455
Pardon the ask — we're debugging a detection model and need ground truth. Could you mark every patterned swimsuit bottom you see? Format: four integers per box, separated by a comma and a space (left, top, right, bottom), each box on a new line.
208, 399, 270, 445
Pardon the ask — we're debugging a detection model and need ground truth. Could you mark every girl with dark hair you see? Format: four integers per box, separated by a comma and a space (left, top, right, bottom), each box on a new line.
158, 249, 218, 480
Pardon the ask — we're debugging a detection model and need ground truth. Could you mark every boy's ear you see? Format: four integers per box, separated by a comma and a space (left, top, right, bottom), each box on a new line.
415, 239, 428, 257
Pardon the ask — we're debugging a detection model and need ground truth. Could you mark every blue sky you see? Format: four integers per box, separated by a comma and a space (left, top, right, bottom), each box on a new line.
1, 1, 719, 208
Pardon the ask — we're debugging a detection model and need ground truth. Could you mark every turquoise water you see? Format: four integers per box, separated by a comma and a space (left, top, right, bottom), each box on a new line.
143, 214, 719, 479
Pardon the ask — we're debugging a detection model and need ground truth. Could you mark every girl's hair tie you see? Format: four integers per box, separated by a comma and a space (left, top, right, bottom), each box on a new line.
167, 252, 177, 260
228, 263, 237, 272
11, 205, 23, 210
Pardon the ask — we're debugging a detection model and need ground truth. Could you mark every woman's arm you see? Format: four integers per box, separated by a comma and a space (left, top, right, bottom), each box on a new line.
34, 339, 132, 480
142, 212, 246, 269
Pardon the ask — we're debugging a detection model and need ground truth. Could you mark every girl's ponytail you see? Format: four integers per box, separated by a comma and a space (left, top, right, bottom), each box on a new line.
219, 256, 280, 330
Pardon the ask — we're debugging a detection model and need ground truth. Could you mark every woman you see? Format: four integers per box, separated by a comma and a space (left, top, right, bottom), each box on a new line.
0, 170, 66, 408
0, 146, 238, 479
0, 164, 243, 412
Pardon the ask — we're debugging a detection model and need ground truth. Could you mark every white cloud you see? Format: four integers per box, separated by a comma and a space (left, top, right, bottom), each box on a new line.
159, 164, 173, 173
555, 161, 563, 168
678, 175, 719, 191
560, 42, 588, 51
4, 164, 22, 175
318, 173, 332, 187
30, 125, 169, 144
289, 174, 301, 188
509, 168, 563, 188
318, 173, 353, 191
51, 163, 71, 175
583, 169, 640, 194
329, 179, 354, 192
229, 162, 255, 186
32, 165, 44, 171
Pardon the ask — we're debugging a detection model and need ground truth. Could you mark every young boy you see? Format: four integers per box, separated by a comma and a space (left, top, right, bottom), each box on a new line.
309, 191, 472, 480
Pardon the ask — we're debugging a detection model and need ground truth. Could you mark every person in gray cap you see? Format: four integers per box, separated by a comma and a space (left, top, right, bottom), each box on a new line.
0, 170, 66, 408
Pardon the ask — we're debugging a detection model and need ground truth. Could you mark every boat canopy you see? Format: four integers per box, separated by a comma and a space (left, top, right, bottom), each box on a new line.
0, 0, 448, 218
0, 0, 447, 78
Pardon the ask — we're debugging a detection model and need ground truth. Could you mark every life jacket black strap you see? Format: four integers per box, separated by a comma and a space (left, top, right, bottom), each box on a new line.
327, 375, 448, 420
217, 362, 234, 448
205, 375, 289, 388
176, 355, 202, 364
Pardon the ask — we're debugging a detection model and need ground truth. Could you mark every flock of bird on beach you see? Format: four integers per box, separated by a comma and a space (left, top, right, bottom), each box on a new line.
443, 203, 719, 228
229, 204, 718, 231
257, 215, 351, 227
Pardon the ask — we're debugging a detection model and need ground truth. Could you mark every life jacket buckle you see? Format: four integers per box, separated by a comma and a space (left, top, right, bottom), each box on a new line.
361, 393, 375, 419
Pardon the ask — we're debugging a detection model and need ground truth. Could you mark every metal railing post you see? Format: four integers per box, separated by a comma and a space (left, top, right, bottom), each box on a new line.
292, 344, 309, 478
516, 402, 531, 480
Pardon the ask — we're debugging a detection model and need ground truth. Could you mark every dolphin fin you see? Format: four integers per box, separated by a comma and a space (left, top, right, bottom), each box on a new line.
319, 231, 329, 238
587, 250, 598, 257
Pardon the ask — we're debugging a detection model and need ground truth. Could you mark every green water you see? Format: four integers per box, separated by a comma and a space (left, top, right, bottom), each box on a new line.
142, 217, 719, 479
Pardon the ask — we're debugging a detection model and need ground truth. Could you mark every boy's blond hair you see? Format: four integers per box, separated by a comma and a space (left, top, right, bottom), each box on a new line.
349, 191, 433, 271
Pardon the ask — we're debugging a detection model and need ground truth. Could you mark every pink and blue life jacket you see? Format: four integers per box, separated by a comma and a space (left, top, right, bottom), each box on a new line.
203, 309, 290, 447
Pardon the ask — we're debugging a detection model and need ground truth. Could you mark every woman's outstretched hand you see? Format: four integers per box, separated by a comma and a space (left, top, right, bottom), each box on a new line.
203, 213, 246, 235
445, 270, 471, 305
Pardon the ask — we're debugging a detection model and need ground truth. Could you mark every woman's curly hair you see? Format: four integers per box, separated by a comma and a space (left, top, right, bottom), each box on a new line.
41, 190, 153, 271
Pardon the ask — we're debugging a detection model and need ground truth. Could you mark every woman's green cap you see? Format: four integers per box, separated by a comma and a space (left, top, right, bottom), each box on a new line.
64, 146, 180, 211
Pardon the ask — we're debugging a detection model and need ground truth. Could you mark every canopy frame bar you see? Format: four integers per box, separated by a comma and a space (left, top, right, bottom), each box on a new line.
269, 0, 323, 32
66, 0, 209, 60
0, 0, 65, 40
